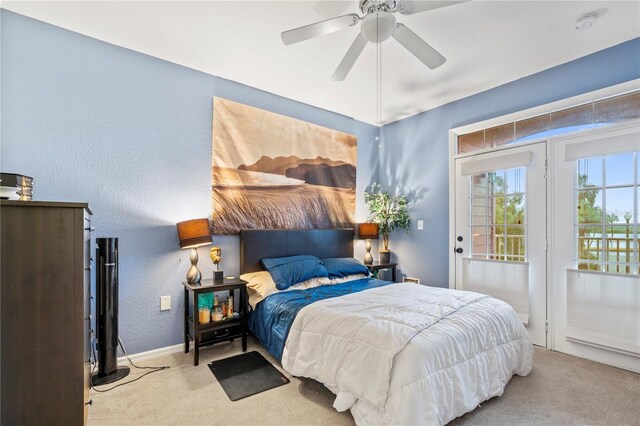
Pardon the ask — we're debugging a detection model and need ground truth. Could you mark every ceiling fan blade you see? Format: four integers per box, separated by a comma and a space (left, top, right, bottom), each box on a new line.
281, 13, 360, 45
331, 33, 368, 81
393, 24, 446, 69
312, 1, 352, 18
398, 0, 469, 15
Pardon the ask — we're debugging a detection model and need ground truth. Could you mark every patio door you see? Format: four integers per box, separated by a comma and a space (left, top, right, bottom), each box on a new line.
454, 143, 547, 347
551, 124, 639, 372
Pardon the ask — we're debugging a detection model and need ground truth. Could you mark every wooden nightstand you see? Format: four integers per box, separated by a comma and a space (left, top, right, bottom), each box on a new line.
367, 262, 398, 282
183, 277, 248, 366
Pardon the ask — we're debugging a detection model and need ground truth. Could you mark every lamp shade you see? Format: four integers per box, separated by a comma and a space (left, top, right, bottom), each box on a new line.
176, 218, 212, 249
357, 223, 379, 240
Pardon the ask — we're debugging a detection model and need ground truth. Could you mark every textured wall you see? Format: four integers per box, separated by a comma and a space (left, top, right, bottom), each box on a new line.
378, 37, 640, 287
0, 10, 379, 353
3, 8, 638, 354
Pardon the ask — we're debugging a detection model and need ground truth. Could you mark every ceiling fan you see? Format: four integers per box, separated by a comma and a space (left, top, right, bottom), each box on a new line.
281, 0, 468, 81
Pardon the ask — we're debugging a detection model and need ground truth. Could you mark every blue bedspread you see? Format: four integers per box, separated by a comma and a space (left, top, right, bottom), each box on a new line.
248, 278, 396, 360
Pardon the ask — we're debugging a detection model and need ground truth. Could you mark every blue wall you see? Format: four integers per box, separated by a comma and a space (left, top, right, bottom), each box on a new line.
379, 37, 640, 287
0, 10, 379, 354
2, 8, 639, 353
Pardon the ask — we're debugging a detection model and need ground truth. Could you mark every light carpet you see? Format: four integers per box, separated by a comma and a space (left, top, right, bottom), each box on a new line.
88, 337, 640, 425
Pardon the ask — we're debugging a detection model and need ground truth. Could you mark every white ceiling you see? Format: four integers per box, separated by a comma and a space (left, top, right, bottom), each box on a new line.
3, 1, 639, 126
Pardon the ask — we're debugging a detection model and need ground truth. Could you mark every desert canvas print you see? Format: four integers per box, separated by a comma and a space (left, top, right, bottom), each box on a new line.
211, 98, 357, 235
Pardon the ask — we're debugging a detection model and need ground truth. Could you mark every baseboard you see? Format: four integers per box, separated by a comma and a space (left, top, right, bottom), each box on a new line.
117, 343, 183, 365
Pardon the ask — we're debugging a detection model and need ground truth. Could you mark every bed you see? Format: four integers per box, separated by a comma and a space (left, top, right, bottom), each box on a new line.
241, 229, 532, 426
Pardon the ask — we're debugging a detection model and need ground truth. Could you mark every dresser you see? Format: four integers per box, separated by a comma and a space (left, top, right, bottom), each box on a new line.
1, 200, 92, 425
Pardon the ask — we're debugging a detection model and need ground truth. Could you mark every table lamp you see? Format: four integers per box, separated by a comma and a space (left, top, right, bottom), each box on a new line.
177, 218, 213, 284
357, 223, 379, 265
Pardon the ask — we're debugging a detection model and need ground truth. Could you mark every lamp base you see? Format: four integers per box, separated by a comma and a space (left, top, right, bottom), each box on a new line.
363, 239, 373, 265
187, 247, 202, 284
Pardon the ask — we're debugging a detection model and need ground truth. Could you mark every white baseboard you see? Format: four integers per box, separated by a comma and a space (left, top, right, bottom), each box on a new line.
117, 343, 183, 365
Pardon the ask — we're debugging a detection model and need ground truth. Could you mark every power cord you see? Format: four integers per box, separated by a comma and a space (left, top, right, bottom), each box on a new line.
118, 337, 169, 371
89, 337, 170, 393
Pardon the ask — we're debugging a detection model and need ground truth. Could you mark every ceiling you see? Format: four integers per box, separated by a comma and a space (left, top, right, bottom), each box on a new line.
3, 1, 639, 126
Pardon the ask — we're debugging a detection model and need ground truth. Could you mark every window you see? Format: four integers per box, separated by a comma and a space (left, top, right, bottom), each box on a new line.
576, 152, 638, 274
457, 91, 640, 154
470, 167, 526, 261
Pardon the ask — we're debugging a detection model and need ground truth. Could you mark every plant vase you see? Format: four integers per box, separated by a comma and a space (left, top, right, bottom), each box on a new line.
379, 233, 391, 263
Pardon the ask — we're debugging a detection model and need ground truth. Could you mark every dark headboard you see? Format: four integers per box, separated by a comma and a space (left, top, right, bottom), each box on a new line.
239, 228, 354, 274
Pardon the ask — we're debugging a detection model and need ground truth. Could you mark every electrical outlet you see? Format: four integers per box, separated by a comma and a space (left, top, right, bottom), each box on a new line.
160, 296, 171, 311
417, 220, 424, 231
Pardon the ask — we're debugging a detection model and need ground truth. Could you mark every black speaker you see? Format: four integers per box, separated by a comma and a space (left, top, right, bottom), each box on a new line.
92, 237, 129, 385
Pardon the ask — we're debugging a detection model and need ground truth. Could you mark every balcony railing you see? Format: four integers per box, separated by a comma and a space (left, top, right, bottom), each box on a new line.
494, 234, 525, 261
579, 236, 636, 274
474, 234, 636, 273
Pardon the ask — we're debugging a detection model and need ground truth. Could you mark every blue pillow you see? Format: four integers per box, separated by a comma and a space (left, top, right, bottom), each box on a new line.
261, 255, 329, 290
322, 257, 370, 279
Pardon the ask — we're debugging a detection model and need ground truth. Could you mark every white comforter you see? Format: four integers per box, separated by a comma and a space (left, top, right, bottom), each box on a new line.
281, 283, 532, 425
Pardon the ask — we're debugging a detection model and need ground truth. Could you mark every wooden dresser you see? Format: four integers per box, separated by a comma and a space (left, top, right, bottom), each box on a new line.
1, 200, 92, 425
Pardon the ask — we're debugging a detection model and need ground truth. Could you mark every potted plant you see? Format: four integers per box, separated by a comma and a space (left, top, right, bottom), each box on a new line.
364, 183, 411, 263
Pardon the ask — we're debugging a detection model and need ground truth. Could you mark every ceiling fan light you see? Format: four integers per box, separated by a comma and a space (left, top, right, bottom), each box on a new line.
361, 12, 397, 43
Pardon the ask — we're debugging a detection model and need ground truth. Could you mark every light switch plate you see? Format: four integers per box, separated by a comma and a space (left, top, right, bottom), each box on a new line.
160, 295, 171, 311
417, 220, 424, 230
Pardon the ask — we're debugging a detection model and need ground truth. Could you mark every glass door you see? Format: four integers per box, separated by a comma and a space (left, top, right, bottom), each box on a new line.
454, 142, 547, 347
552, 124, 639, 372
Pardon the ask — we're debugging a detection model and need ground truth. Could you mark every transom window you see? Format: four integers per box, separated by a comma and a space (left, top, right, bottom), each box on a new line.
470, 167, 526, 262
576, 151, 639, 274
457, 91, 640, 154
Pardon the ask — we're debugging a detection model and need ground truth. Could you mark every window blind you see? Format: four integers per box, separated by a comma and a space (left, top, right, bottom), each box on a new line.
460, 151, 532, 176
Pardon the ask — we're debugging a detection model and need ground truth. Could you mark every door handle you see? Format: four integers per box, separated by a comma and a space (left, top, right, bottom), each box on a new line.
455, 247, 463, 254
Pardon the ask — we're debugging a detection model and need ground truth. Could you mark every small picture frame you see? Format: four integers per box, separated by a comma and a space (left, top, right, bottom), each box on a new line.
403, 277, 420, 284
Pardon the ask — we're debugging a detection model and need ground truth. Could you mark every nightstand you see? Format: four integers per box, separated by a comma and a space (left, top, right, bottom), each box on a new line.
367, 262, 398, 282
183, 277, 248, 366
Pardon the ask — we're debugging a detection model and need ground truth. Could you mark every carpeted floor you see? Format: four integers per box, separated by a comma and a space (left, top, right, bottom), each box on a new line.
88, 337, 640, 425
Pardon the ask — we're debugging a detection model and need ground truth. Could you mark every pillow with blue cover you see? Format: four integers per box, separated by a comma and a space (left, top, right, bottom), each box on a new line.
261, 255, 329, 290
322, 257, 370, 279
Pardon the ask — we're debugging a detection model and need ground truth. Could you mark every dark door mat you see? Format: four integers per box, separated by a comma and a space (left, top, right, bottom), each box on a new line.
208, 351, 290, 401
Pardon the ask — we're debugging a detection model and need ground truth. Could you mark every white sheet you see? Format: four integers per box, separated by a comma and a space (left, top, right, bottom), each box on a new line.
244, 272, 369, 309
281, 283, 532, 425
242, 271, 332, 309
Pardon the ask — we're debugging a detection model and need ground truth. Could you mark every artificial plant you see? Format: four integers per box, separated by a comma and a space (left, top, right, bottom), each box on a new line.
364, 183, 411, 253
